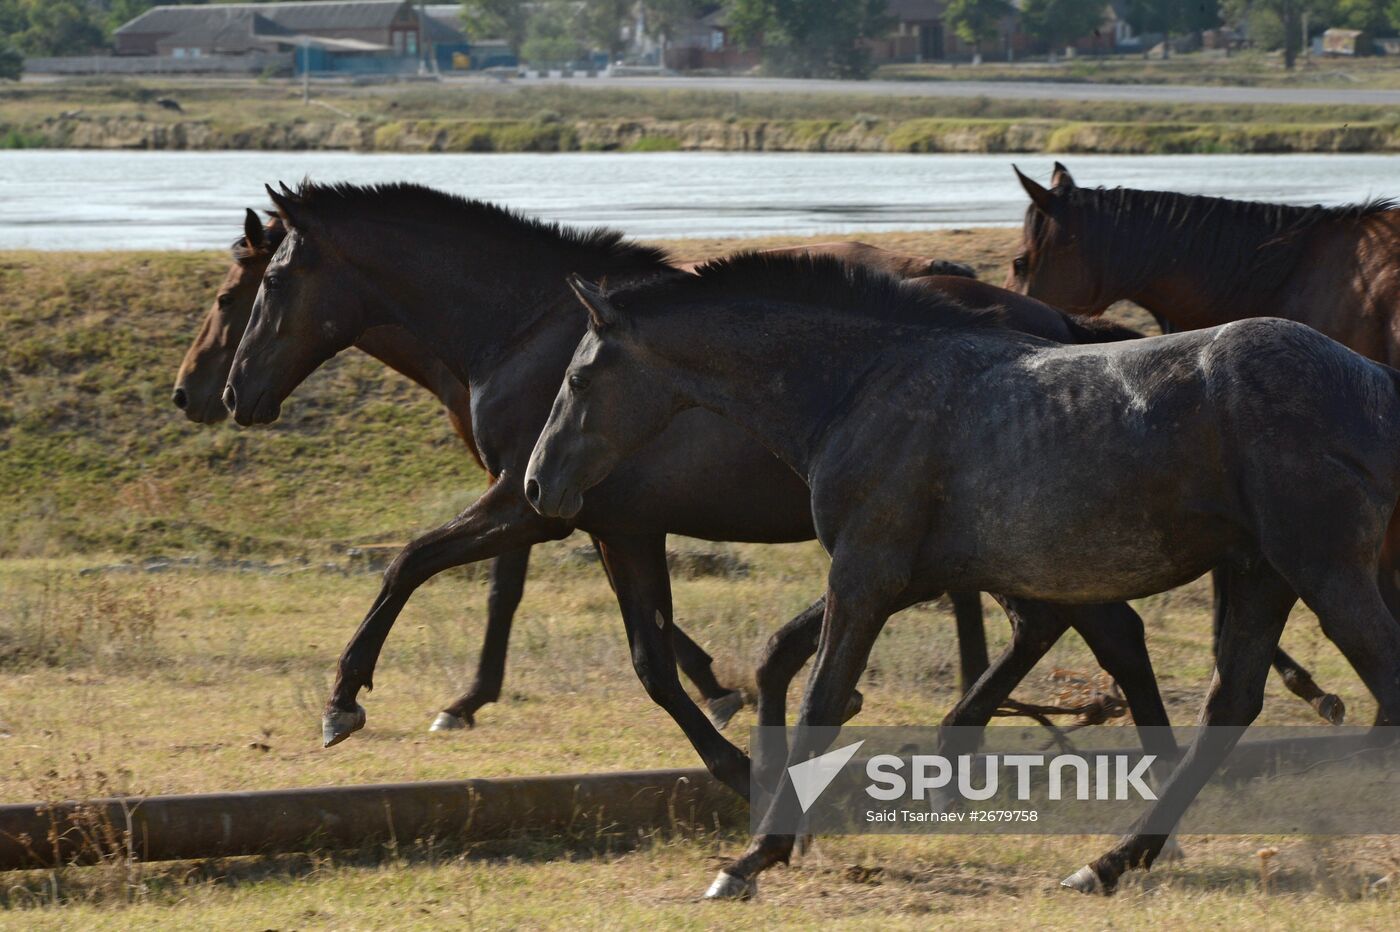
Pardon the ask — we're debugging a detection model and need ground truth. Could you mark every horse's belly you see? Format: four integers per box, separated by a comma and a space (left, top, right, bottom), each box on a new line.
916, 505, 1235, 603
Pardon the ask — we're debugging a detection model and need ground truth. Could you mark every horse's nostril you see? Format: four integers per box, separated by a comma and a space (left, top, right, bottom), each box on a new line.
222, 385, 237, 413
525, 478, 542, 507
172, 387, 188, 410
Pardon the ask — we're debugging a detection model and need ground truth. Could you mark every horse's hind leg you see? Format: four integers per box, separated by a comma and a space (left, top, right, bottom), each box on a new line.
950, 591, 990, 693
1066, 562, 1295, 895
672, 628, 745, 730
1214, 568, 1344, 724
1293, 570, 1400, 727
431, 547, 532, 732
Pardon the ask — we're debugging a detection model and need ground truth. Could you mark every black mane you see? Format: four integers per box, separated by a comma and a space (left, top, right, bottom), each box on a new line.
1031, 185, 1395, 300
601, 252, 1003, 331
286, 181, 672, 276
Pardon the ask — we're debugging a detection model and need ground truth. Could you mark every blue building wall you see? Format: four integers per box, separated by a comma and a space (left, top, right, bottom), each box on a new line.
294, 45, 419, 75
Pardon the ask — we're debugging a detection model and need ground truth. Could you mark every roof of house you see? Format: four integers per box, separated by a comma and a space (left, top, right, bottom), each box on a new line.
421, 6, 469, 44
116, 2, 413, 37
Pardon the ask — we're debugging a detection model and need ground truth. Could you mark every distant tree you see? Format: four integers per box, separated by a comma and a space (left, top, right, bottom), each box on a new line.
12, 0, 105, 56
1126, 1, 1220, 58
643, 0, 708, 40
1221, 0, 1330, 68
0, 40, 20, 80
580, 0, 632, 61
520, 0, 585, 66
1019, 0, 1106, 56
461, 0, 531, 53
728, 0, 894, 78
1331, 0, 1390, 33
943, 0, 1013, 59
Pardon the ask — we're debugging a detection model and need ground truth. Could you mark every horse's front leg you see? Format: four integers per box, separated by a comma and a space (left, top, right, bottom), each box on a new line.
430, 547, 532, 732
707, 552, 905, 900
594, 534, 752, 797
324, 478, 570, 747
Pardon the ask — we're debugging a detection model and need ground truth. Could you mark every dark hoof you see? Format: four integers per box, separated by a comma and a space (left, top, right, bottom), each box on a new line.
322, 703, 366, 748
429, 711, 471, 732
842, 688, 864, 723
1060, 865, 1108, 895
704, 870, 757, 900
706, 690, 745, 731
1314, 693, 1345, 725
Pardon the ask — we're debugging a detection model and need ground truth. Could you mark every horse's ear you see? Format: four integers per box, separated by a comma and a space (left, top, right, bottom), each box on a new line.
1013, 165, 1054, 215
568, 274, 620, 330
1050, 161, 1077, 190
265, 183, 308, 230
243, 208, 264, 249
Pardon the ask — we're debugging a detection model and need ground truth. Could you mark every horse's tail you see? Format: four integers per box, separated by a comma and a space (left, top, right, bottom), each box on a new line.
1061, 315, 1144, 345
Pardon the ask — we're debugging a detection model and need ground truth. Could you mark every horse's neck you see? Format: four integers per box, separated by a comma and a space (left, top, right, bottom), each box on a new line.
645, 311, 898, 478
1128, 219, 1357, 331
353, 325, 483, 464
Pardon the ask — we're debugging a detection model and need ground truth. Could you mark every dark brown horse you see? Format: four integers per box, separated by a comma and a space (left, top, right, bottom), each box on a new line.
1007, 163, 1375, 723
220, 182, 1174, 802
523, 253, 1400, 897
171, 210, 994, 733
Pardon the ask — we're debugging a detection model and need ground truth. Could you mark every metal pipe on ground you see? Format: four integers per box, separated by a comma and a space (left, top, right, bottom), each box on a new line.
0, 767, 736, 871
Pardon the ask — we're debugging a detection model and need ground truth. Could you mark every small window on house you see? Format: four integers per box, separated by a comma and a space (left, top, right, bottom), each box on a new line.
172, 48, 186, 59
407, 33, 418, 55
393, 32, 405, 53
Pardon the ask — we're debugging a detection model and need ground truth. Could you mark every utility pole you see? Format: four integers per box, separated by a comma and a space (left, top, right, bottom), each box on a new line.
302, 38, 310, 103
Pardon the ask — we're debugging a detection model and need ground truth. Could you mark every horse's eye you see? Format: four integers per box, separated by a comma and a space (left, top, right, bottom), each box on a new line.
217, 293, 234, 308
263, 273, 282, 290
568, 373, 588, 392
1012, 255, 1028, 274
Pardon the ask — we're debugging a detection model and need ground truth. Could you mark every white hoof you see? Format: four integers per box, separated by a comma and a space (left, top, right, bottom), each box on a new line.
1060, 865, 1104, 895
706, 691, 745, 731
429, 711, 468, 732
322, 703, 366, 748
704, 870, 757, 900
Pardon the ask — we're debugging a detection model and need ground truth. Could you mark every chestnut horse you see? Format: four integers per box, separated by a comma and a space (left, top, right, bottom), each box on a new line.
221, 182, 1175, 800
173, 211, 997, 734
523, 253, 1400, 897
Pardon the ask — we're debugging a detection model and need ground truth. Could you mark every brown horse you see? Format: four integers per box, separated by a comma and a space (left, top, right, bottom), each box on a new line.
1007, 163, 1382, 721
173, 207, 992, 735
220, 182, 1177, 801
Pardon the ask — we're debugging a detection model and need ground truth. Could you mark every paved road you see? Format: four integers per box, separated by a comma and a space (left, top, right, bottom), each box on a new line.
467, 73, 1400, 107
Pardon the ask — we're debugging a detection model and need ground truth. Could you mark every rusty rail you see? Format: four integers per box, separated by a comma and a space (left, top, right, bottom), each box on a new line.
0, 767, 735, 871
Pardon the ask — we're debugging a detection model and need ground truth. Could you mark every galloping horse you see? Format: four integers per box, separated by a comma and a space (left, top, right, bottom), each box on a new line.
220, 182, 1174, 800
523, 253, 1400, 897
171, 209, 993, 734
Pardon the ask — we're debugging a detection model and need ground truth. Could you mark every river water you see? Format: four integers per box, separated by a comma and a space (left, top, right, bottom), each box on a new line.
3, 149, 1399, 250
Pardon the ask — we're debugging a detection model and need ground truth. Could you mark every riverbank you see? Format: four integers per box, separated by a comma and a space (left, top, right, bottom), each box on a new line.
7, 78, 1400, 154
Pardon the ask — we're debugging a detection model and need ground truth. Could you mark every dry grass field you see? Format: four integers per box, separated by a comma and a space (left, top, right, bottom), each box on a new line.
1, 229, 1395, 928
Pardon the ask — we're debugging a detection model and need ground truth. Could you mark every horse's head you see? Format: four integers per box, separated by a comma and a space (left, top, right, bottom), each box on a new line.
223, 185, 374, 426
525, 276, 679, 520
1005, 163, 1107, 315
172, 210, 285, 423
